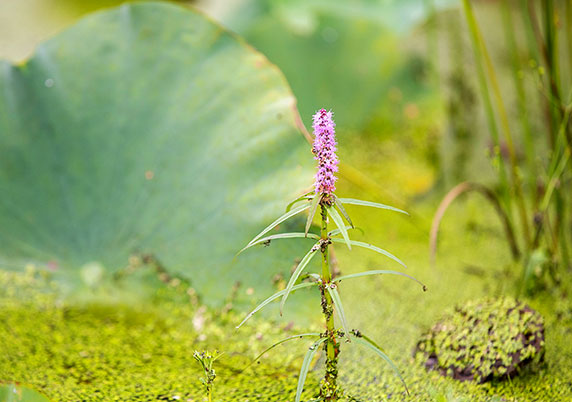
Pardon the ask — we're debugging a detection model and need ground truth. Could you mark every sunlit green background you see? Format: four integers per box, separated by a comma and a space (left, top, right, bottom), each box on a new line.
1, 1, 571, 401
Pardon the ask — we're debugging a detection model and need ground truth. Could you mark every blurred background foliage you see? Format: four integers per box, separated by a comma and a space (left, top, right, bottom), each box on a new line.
1, 0, 571, 299
0, 0, 518, 201
1, 1, 572, 400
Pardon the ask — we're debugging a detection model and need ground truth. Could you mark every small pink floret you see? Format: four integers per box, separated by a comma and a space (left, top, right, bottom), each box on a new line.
312, 108, 338, 195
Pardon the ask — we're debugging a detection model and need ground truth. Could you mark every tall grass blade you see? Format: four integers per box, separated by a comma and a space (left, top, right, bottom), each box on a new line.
334, 270, 426, 291
305, 193, 322, 237
242, 333, 320, 372
237, 232, 319, 255
350, 334, 409, 396
326, 284, 351, 342
295, 337, 328, 402
461, 0, 512, 218
334, 197, 354, 228
246, 204, 310, 248
328, 238, 406, 267
430, 182, 520, 263
501, 0, 536, 199
337, 198, 408, 215
463, 0, 531, 245
329, 225, 363, 237
286, 192, 313, 212
280, 244, 320, 315
328, 207, 352, 250
236, 282, 318, 329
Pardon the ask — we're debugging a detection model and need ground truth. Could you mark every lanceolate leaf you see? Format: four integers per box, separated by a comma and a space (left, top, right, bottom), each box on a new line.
286, 192, 314, 212
328, 207, 352, 250
350, 334, 409, 396
295, 337, 328, 402
329, 226, 364, 237
305, 193, 322, 237
243, 333, 321, 372
0, 384, 51, 402
337, 198, 408, 215
353, 331, 387, 354
237, 232, 319, 255
326, 284, 351, 342
246, 204, 311, 248
280, 244, 320, 315
306, 273, 321, 282
334, 197, 354, 228
236, 282, 318, 329
328, 239, 406, 268
334, 270, 426, 291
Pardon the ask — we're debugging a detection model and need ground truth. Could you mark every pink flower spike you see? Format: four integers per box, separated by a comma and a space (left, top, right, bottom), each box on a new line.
312, 108, 338, 195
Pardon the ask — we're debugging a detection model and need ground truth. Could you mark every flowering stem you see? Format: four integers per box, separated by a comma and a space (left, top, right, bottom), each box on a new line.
319, 200, 340, 401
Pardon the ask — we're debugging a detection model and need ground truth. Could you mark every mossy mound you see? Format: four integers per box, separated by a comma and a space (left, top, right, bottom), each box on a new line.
414, 297, 545, 383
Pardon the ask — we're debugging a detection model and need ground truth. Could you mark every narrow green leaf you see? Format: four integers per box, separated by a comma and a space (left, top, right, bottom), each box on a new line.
286, 191, 314, 212
280, 244, 320, 315
334, 270, 426, 291
355, 331, 387, 354
326, 284, 351, 342
329, 225, 364, 237
306, 273, 322, 282
328, 239, 406, 268
305, 193, 322, 237
236, 281, 318, 329
334, 197, 354, 228
337, 198, 408, 215
246, 203, 311, 248
328, 207, 352, 250
237, 232, 319, 255
295, 337, 328, 402
350, 334, 409, 395
0, 384, 51, 402
242, 333, 320, 372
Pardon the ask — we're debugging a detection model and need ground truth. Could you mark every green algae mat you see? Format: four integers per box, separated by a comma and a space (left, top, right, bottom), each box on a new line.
2, 200, 572, 401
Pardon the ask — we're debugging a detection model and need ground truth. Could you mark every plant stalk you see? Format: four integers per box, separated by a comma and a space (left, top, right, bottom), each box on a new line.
463, 0, 532, 247
501, 0, 537, 205
461, 0, 512, 221
319, 201, 340, 401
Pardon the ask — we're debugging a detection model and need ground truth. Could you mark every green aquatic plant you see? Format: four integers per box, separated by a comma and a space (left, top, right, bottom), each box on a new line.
193, 350, 223, 402
237, 108, 427, 402
431, 0, 572, 294
415, 297, 545, 383
0, 383, 51, 402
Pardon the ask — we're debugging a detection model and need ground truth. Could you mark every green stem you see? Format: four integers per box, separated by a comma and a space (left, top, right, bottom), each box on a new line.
501, 0, 537, 205
463, 0, 531, 247
461, 0, 512, 222
524, 0, 556, 144
319, 201, 340, 401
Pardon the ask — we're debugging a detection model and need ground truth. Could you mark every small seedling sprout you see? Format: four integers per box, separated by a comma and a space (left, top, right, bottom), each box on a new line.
193, 350, 222, 402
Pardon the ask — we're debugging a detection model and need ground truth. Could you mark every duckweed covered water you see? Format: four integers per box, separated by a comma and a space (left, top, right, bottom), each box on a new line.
1, 194, 571, 401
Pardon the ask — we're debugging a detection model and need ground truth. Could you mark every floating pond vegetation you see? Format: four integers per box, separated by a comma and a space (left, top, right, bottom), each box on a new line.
415, 297, 545, 383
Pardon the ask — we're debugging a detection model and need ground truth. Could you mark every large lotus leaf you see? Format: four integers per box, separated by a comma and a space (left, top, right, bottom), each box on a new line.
0, 384, 50, 402
0, 3, 316, 304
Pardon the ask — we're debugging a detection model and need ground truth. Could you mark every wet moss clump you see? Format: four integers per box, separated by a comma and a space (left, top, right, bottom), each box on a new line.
414, 297, 545, 383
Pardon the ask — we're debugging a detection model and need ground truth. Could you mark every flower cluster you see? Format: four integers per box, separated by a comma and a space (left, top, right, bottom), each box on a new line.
312, 108, 338, 195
